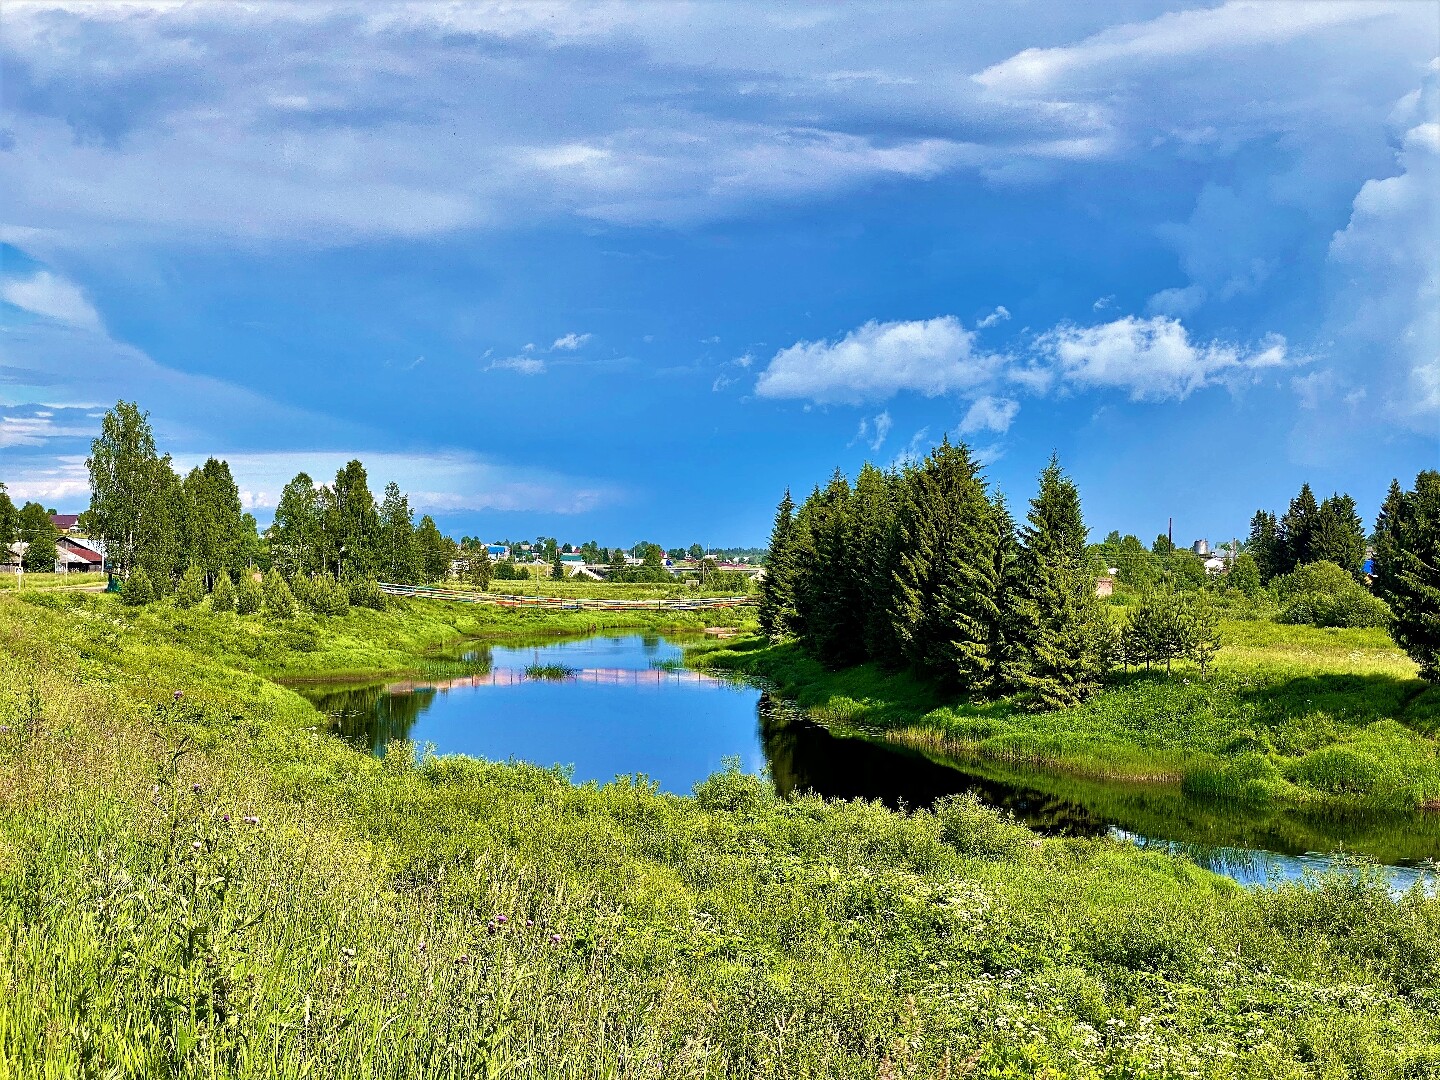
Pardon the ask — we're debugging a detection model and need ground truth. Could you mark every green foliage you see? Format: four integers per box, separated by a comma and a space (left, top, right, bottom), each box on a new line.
757, 490, 796, 638
465, 546, 492, 590
492, 558, 528, 581
235, 572, 261, 615
271, 472, 326, 578
305, 573, 351, 617
1122, 588, 1222, 674
172, 564, 206, 609
4, 596, 1438, 1077
1003, 457, 1114, 709
377, 481, 420, 585
85, 400, 158, 577
120, 567, 154, 607
1275, 561, 1391, 629
262, 568, 296, 618
0, 482, 17, 550
1227, 552, 1262, 596
415, 515, 454, 583
16, 501, 59, 573
210, 570, 235, 613
1373, 471, 1440, 680
347, 577, 389, 611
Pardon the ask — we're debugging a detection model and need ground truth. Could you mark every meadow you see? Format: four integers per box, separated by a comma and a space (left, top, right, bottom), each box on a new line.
691, 621, 1440, 812
2, 589, 1439, 1077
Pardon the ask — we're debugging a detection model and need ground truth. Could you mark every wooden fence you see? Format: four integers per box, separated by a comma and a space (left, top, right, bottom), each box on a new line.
376, 582, 755, 611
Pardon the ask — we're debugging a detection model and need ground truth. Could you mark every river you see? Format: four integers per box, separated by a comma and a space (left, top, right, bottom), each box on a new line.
297, 632, 1439, 892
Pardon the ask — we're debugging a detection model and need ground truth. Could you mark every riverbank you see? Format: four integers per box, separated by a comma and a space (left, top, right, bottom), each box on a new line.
3, 590, 1439, 1076
691, 621, 1440, 812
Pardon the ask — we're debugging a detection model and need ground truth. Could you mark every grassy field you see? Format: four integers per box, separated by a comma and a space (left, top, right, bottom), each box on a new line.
0, 571, 107, 591
2, 590, 1439, 1077
691, 622, 1440, 812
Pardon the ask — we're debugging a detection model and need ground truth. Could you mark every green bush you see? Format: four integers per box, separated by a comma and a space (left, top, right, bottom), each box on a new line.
1275, 562, 1391, 628
262, 568, 296, 618
311, 574, 350, 617
933, 792, 1032, 860
172, 565, 205, 609
289, 572, 317, 610
235, 572, 261, 615
348, 577, 389, 611
120, 568, 153, 607
210, 570, 235, 613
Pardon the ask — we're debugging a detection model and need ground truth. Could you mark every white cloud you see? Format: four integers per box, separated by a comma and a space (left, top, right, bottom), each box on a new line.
0, 406, 97, 447
1034, 316, 1292, 401
487, 354, 547, 376
0, 270, 102, 330
551, 332, 591, 351
1325, 71, 1439, 429
976, 305, 1010, 329
755, 316, 1000, 405
959, 395, 1019, 436
852, 410, 893, 452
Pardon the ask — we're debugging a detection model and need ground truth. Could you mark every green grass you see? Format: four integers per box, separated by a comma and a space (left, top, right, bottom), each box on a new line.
691, 622, 1440, 811
0, 571, 107, 591
2, 592, 1439, 1077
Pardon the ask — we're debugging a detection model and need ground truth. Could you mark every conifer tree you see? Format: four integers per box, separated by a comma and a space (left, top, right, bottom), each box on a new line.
173, 564, 205, 609
326, 461, 381, 580
793, 472, 865, 666
1002, 456, 1112, 708
1279, 483, 1320, 572
120, 566, 154, 606
262, 568, 296, 618
888, 439, 1000, 690
758, 490, 797, 638
1372, 471, 1440, 680
1310, 493, 1366, 578
1247, 510, 1283, 582
851, 464, 902, 667
210, 570, 236, 613
235, 571, 262, 615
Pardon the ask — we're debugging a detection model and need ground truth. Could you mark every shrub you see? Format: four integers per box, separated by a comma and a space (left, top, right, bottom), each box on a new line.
235, 572, 262, 615
692, 759, 770, 814
172, 565, 205, 609
289, 573, 317, 610
210, 570, 235, 612
1275, 561, 1391, 629
120, 567, 153, 607
349, 577, 388, 610
933, 792, 1032, 860
311, 573, 350, 617
262, 568, 296, 618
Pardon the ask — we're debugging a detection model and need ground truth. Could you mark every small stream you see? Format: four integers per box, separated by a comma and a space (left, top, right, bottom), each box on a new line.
296, 633, 1439, 892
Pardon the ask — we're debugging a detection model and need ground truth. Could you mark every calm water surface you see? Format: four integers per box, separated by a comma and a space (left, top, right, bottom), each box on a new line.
299, 633, 1438, 892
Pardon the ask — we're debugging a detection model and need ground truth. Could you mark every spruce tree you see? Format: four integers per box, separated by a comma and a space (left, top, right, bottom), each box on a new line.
262, 568, 296, 618
235, 572, 262, 615
758, 490, 797, 638
1279, 483, 1319, 572
173, 564, 205, 609
888, 439, 1000, 690
1247, 510, 1282, 583
1372, 471, 1440, 680
1311, 493, 1366, 578
851, 464, 902, 667
793, 472, 865, 667
1002, 456, 1112, 708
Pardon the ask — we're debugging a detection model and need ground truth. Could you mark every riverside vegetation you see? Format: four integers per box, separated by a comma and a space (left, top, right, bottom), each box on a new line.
745, 450, 1439, 811
4, 588, 1440, 1078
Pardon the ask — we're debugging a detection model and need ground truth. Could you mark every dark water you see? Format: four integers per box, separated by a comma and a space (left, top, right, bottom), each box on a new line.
299, 633, 1439, 892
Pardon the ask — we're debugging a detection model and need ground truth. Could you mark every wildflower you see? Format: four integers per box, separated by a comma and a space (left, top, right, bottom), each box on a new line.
341, 947, 356, 958
525, 919, 534, 927
191, 783, 202, 794
417, 941, 427, 954
455, 954, 470, 965
242, 815, 260, 825
221, 814, 230, 825
174, 690, 184, 700
549, 933, 562, 945
191, 840, 204, 850
495, 915, 508, 925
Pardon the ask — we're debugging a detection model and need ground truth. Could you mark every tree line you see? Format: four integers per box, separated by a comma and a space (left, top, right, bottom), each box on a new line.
80, 401, 472, 602
1247, 483, 1368, 582
757, 442, 1221, 711
0, 486, 65, 572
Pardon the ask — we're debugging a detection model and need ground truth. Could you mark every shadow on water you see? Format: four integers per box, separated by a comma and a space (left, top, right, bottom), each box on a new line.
294, 634, 1439, 889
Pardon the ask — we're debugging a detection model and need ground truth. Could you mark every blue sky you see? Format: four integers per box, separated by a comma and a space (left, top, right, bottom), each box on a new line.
0, 1, 1436, 548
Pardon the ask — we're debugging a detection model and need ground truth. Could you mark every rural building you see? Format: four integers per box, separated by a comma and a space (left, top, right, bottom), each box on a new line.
1095, 575, 1116, 598
56, 538, 104, 573
50, 514, 82, 534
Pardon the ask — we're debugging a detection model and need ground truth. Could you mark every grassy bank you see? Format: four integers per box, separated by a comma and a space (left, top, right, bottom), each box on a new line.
3, 591, 1440, 1077
691, 622, 1440, 811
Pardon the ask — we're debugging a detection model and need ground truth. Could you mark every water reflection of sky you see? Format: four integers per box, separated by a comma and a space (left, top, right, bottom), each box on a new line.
302, 633, 1439, 895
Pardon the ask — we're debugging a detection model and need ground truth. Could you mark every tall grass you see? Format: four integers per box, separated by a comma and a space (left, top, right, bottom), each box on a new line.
692, 622, 1440, 810
2, 592, 1439, 1076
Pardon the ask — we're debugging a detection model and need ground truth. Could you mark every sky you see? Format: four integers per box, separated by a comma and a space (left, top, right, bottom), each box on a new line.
0, 1, 1436, 548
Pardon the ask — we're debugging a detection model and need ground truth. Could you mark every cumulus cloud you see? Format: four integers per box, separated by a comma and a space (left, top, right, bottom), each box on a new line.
959, 395, 1019, 435
1034, 316, 1291, 401
551, 332, 591, 351
976, 305, 1010, 329
0, 269, 101, 330
1325, 67, 1440, 429
755, 316, 1000, 405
